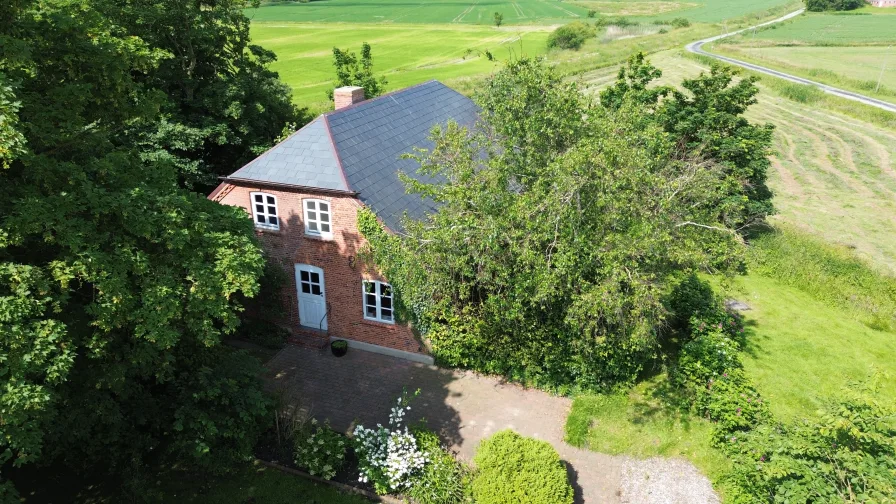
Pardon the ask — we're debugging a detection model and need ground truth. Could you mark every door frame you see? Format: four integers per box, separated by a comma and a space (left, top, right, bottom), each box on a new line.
295, 263, 327, 330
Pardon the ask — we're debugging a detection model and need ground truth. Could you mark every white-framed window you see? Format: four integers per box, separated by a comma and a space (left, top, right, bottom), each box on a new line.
362, 280, 394, 324
251, 192, 279, 230
303, 199, 332, 238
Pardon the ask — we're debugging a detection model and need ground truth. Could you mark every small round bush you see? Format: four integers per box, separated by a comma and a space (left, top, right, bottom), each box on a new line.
294, 419, 347, 480
472, 430, 573, 504
546, 21, 596, 50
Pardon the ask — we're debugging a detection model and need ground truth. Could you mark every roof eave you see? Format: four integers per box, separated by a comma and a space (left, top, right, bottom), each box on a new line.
220, 176, 360, 196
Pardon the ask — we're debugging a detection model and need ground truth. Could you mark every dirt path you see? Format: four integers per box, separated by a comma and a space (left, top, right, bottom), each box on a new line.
267, 345, 720, 504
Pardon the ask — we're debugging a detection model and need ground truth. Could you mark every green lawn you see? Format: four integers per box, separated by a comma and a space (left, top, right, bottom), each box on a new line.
750, 8, 896, 45
248, 0, 797, 24
252, 22, 550, 108
724, 274, 896, 421
247, 0, 589, 25
159, 463, 370, 504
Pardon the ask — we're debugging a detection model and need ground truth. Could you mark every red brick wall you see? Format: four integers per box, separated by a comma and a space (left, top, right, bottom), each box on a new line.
215, 183, 425, 354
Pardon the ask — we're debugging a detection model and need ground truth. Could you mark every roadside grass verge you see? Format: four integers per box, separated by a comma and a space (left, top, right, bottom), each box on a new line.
711, 45, 896, 102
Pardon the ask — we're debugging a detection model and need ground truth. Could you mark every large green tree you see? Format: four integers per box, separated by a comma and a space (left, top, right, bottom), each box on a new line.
0, 0, 269, 495
601, 53, 775, 230
100, 0, 306, 187
359, 59, 743, 391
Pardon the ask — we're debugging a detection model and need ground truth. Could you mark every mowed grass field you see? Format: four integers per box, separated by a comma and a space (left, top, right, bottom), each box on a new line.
247, 0, 795, 25
252, 23, 550, 107
748, 8, 896, 44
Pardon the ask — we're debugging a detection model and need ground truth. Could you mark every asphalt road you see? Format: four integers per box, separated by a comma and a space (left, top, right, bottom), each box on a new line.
685, 9, 896, 114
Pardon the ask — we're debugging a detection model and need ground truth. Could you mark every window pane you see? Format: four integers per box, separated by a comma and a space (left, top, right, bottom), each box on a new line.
381, 309, 393, 321
301, 282, 311, 294
310, 272, 319, 284
309, 222, 318, 232
267, 205, 276, 215
266, 196, 275, 205
320, 213, 330, 223
366, 293, 376, 307
321, 223, 330, 233
312, 285, 321, 295
319, 203, 329, 213
381, 284, 392, 297
256, 215, 265, 223
269, 216, 278, 226
254, 194, 263, 203
300, 271, 309, 282
306, 200, 315, 210
366, 305, 377, 317
381, 296, 392, 309
307, 211, 316, 221
256, 204, 264, 213
364, 282, 374, 293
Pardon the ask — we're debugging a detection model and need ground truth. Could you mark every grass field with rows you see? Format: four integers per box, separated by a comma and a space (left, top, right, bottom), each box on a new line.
252, 22, 551, 108
248, 0, 795, 25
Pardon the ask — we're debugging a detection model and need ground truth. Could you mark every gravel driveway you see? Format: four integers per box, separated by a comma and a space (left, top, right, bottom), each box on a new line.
266, 345, 720, 504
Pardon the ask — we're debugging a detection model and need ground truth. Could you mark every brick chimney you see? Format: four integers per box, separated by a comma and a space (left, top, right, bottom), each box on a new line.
334, 86, 365, 110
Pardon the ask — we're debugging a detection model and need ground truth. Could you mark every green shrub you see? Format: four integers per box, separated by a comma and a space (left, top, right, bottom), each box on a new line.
493, 12, 503, 27
726, 382, 896, 503
294, 419, 347, 480
696, 369, 769, 445
235, 318, 289, 349
674, 329, 742, 390
546, 21, 596, 50
609, 16, 637, 27
587, 9, 596, 17
805, 0, 865, 11
407, 427, 473, 504
669, 17, 690, 28
472, 430, 573, 504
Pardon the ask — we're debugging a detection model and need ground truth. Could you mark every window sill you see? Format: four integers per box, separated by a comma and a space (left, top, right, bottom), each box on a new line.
254, 227, 282, 236
360, 318, 397, 329
303, 233, 334, 242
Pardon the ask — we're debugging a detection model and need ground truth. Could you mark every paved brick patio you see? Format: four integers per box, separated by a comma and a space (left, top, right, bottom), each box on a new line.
264, 345, 718, 504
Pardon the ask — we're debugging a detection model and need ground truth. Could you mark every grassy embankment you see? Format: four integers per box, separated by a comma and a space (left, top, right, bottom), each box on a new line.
713, 7, 896, 101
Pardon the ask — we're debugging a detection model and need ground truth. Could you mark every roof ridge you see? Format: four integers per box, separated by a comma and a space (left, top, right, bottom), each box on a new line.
322, 114, 352, 192
323, 80, 441, 118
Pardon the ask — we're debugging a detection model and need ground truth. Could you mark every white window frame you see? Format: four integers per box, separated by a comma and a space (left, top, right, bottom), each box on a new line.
362, 280, 394, 324
250, 192, 280, 230
303, 198, 333, 239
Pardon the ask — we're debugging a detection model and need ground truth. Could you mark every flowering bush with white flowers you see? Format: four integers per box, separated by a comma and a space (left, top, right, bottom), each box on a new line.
294, 418, 347, 480
352, 390, 428, 494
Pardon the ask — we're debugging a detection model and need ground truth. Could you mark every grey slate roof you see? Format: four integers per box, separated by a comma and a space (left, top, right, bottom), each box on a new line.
227, 117, 348, 191
225, 80, 479, 231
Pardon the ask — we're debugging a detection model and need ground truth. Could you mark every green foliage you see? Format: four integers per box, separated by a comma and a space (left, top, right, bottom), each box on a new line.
493, 12, 503, 26
235, 318, 289, 349
546, 21, 596, 50
0, 75, 26, 168
0, 0, 269, 493
725, 382, 896, 504
805, 0, 865, 11
330, 42, 387, 100
101, 0, 306, 187
471, 430, 573, 504
331, 339, 348, 350
170, 349, 273, 473
587, 9, 596, 18
747, 228, 896, 333
361, 58, 742, 391
407, 427, 473, 504
670, 17, 691, 28
294, 419, 348, 480
601, 53, 775, 230
695, 369, 769, 445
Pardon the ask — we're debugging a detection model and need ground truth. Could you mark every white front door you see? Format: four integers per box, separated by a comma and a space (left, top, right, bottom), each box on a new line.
295, 264, 327, 330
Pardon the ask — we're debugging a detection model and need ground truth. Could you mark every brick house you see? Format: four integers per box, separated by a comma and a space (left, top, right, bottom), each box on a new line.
210, 81, 478, 361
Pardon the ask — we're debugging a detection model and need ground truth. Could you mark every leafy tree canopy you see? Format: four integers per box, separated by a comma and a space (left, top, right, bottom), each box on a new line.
0, 0, 269, 495
100, 0, 306, 187
805, 0, 865, 11
330, 42, 387, 101
359, 58, 744, 392
601, 53, 775, 230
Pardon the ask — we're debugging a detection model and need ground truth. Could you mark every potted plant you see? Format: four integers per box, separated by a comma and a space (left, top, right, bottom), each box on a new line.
330, 339, 348, 357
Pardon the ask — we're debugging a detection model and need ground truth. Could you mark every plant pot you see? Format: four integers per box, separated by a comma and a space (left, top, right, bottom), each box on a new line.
330, 340, 348, 357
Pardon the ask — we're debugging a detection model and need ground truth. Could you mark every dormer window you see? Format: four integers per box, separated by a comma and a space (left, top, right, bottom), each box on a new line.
251, 192, 279, 230
304, 199, 332, 239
